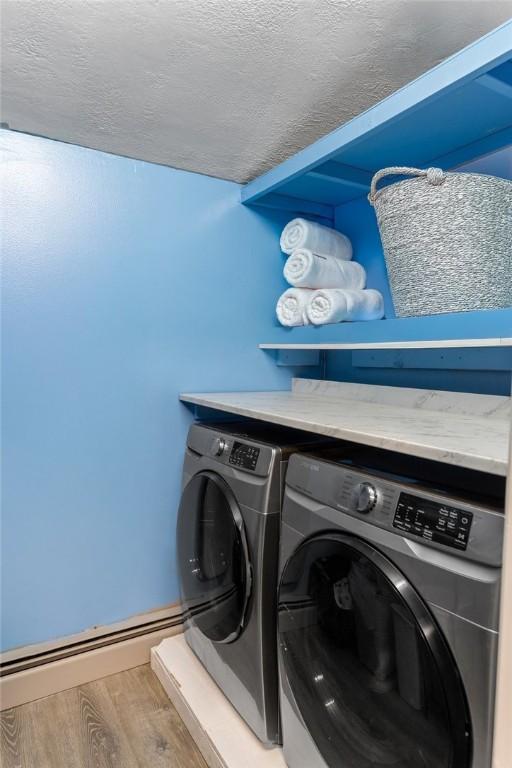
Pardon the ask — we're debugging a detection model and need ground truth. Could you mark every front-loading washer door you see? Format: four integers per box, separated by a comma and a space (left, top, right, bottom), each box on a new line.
177, 470, 252, 644
278, 533, 471, 768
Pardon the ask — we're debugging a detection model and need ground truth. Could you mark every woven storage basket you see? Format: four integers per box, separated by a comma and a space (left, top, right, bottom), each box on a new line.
368, 166, 512, 317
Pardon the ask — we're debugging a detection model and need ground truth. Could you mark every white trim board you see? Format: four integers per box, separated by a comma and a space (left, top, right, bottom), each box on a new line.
259, 337, 512, 350
0, 624, 183, 711
151, 636, 286, 768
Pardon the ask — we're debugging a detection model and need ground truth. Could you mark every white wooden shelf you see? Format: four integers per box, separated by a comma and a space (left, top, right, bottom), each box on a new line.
260, 337, 512, 351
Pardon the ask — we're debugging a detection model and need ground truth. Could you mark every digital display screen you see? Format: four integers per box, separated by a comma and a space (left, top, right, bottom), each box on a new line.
393, 492, 473, 551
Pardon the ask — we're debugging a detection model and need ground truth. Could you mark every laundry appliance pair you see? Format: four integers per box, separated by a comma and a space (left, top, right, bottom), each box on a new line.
177, 421, 504, 768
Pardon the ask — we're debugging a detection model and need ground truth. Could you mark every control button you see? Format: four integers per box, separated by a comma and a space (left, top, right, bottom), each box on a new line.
355, 483, 378, 513
213, 437, 227, 456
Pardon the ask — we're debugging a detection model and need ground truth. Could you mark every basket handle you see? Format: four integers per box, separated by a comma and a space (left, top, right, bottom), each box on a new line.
368, 166, 446, 204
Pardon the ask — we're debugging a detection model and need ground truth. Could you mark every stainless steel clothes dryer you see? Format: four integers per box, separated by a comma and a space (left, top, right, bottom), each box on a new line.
278, 448, 505, 768
176, 420, 336, 746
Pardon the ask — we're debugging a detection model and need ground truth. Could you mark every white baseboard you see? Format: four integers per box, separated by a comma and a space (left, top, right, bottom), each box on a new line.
1, 608, 183, 710
1, 602, 181, 666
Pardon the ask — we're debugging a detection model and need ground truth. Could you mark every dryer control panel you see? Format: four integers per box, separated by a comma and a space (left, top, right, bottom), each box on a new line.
393, 492, 473, 551
229, 441, 260, 471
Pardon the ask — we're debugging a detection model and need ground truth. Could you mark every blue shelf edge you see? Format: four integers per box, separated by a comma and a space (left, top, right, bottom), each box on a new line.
240, 19, 512, 208
260, 307, 512, 347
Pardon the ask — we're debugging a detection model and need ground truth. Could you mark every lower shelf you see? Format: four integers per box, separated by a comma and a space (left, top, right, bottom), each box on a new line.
261, 337, 512, 350
262, 307, 512, 349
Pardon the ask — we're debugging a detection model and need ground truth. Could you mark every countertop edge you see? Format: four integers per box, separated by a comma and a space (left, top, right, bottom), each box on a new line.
179, 391, 509, 477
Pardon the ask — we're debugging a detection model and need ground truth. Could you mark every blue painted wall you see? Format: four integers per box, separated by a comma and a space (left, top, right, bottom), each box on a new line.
2, 130, 510, 652
326, 349, 512, 395
1, 130, 301, 651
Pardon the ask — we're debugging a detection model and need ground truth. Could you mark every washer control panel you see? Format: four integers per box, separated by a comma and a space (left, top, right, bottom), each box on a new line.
229, 441, 260, 471
393, 492, 473, 551
285, 454, 503, 566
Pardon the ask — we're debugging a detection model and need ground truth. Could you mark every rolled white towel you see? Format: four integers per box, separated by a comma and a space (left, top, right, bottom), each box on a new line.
284, 249, 366, 289
280, 218, 352, 260
276, 288, 313, 327
307, 289, 385, 325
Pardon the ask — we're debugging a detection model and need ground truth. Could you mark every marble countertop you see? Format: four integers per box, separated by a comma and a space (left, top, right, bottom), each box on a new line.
180, 379, 511, 476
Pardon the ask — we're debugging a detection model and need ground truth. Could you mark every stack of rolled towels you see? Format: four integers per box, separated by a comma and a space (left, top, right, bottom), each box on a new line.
276, 218, 384, 327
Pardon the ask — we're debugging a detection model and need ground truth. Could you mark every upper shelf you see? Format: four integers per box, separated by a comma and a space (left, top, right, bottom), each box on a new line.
241, 20, 512, 216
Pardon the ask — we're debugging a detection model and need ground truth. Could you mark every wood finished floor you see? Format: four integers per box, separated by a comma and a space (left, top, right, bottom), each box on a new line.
0, 664, 208, 768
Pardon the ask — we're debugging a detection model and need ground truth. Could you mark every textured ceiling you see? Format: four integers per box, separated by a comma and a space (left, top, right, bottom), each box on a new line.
1, 0, 512, 183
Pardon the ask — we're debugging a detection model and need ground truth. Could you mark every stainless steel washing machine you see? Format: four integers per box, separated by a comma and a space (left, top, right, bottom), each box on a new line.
176, 420, 336, 746
278, 447, 505, 768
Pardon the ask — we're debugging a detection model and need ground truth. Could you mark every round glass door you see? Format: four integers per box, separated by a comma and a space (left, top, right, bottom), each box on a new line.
177, 471, 252, 643
278, 533, 471, 768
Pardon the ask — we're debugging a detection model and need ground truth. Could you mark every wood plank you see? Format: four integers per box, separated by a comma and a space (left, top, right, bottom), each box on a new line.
101, 665, 207, 768
0, 665, 206, 768
21, 688, 83, 768
0, 707, 24, 768
1, 686, 84, 768
77, 680, 139, 768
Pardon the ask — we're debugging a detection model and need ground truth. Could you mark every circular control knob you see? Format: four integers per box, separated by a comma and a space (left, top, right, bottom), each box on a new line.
355, 482, 378, 513
213, 437, 227, 456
